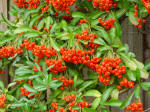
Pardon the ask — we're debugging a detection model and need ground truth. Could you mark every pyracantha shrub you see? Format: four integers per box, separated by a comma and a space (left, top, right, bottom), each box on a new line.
0, 0, 150, 112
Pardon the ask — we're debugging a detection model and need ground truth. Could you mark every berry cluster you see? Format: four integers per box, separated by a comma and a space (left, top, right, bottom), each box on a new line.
41, 5, 49, 13
58, 108, 67, 112
117, 78, 135, 90
14, 0, 28, 8
0, 70, 5, 74
141, 0, 150, 14
134, 5, 139, 17
51, 102, 58, 110
33, 65, 43, 72
46, 0, 76, 13
44, 25, 53, 32
61, 48, 101, 69
98, 18, 116, 30
45, 110, 55, 112
125, 102, 143, 111
84, 42, 100, 49
0, 94, 6, 108
134, 5, 146, 28
53, 76, 73, 90
0, 46, 23, 59
75, 29, 97, 41
21, 40, 57, 58
28, 0, 40, 9
68, 101, 89, 112
93, 0, 117, 11
62, 15, 73, 22
20, 87, 31, 98
135, 18, 146, 28
78, 19, 88, 25
64, 95, 75, 103
96, 57, 126, 85
45, 59, 67, 73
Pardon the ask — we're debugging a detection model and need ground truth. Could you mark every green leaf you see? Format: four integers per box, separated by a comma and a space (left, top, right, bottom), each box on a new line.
111, 89, 119, 100
50, 37, 60, 51
127, 69, 136, 81
92, 97, 101, 109
7, 82, 16, 89
93, 38, 106, 45
135, 85, 140, 99
45, 16, 53, 30
141, 82, 150, 88
84, 89, 101, 97
6, 95, 15, 102
90, 10, 105, 19
72, 12, 86, 19
82, 107, 96, 112
29, 14, 43, 28
129, 12, 138, 25
37, 18, 45, 30
79, 80, 95, 92
103, 99, 122, 107
109, 27, 116, 42
100, 86, 115, 104
49, 80, 63, 90
94, 26, 111, 44
0, 36, 16, 46
144, 61, 150, 71
136, 68, 141, 83
24, 84, 36, 93
120, 92, 134, 109
14, 26, 31, 34
1, 13, 16, 27
0, 80, 4, 90
140, 69, 149, 79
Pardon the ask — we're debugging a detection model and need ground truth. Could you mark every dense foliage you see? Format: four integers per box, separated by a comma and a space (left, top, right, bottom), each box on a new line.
0, 0, 150, 112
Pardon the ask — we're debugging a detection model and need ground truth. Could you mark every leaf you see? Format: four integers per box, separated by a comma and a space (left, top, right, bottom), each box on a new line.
109, 27, 116, 42
140, 69, 149, 79
90, 10, 105, 19
144, 61, 150, 71
127, 69, 136, 81
72, 12, 86, 19
92, 97, 101, 109
116, 8, 127, 19
141, 82, 150, 88
0, 80, 4, 90
49, 80, 63, 90
84, 89, 101, 97
136, 68, 141, 83
94, 26, 111, 44
120, 92, 134, 109
6, 95, 15, 102
0, 36, 16, 46
45, 16, 53, 30
7, 82, 16, 89
24, 84, 36, 93
111, 89, 119, 100
93, 37, 106, 45
29, 14, 43, 28
103, 99, 122, 107
14, 26, 31, 34
82, 107, 96, 112
129, 12, 138, 25
37, 18, 45, 30
50, 37, 60, 51
100, 86, 115, 104
79, 80, 95, 92
135, 85, 140, 99
1, 13, 16, 27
